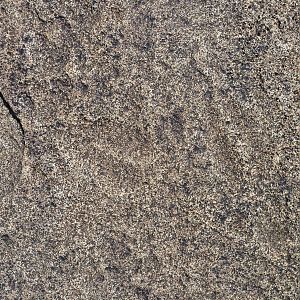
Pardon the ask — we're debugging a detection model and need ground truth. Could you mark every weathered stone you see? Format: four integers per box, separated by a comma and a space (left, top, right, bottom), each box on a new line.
0, 1, 299, 299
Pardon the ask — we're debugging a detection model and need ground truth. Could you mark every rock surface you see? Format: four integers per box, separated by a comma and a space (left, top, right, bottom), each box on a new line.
0, 93, 24, 199
0, 1, 299, 299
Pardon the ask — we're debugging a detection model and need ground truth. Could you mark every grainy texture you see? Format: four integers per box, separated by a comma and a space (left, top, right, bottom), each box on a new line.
0, 93, 24, 199
0, 1, 299, 299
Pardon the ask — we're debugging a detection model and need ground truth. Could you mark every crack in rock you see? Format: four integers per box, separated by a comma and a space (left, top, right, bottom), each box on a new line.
0, 91, 25, 199
0, 91, 25, 137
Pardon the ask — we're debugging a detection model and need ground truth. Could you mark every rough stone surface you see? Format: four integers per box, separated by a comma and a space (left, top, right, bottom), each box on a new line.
0, 94, 24, 199
0, 1, 299, 299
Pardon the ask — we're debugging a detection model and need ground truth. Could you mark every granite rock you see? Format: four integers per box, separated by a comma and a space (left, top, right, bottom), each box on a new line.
0, 1, 299, 299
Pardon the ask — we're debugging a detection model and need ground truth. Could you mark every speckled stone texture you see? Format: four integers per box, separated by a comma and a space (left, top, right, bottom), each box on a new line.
0, 1, 299, 299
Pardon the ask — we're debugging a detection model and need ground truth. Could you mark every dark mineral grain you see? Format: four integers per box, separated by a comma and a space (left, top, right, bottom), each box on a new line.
0, 1, 299, 299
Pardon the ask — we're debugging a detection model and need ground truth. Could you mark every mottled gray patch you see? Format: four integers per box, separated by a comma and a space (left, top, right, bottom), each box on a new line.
0, 94, 24, 198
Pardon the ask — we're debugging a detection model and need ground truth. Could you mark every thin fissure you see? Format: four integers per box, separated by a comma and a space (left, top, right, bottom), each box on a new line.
0, 91, 25, 136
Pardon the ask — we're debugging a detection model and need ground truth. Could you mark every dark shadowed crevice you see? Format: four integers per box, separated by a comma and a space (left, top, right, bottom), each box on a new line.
0, 91, 25, 137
